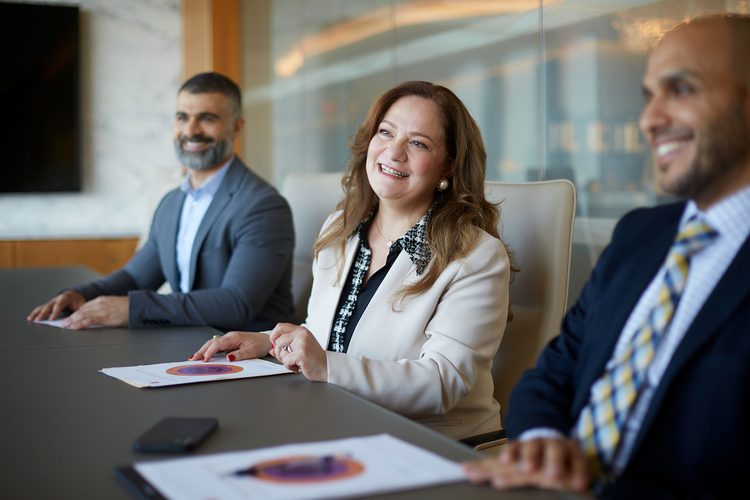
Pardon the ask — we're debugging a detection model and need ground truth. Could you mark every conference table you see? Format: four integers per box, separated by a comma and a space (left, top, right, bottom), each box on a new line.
0, 267, 575, 499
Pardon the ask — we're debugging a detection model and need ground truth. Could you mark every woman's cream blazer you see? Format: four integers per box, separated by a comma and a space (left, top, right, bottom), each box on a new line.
304, 217, 510, 439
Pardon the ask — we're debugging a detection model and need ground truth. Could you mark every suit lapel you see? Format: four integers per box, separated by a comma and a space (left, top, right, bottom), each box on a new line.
312, 237, 416, 352
671, 236, 750, 366
576, 220, 678, 401
311, 236, 360, 349
634, 234, 750, 449
187, 160, 244, 290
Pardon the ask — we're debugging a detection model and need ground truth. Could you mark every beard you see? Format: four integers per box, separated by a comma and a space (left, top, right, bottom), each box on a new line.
174, 134, 233, 171
666, 102, 750, 199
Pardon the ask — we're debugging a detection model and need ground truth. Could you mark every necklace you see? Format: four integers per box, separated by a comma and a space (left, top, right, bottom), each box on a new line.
374, 219, 397, 249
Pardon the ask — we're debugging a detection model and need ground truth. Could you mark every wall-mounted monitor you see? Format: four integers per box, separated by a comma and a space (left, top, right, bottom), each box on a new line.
1, 1, 81, 193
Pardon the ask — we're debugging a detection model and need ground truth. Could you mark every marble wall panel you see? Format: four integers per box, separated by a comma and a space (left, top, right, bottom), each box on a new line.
0, 0, 183, 239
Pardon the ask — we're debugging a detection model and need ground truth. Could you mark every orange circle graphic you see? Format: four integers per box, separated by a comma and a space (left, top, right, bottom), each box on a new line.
244, 455, 365, 484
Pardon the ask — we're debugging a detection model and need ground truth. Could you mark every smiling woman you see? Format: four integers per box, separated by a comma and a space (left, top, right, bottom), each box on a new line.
191, 80, 516, 441
365, 95, 449, 230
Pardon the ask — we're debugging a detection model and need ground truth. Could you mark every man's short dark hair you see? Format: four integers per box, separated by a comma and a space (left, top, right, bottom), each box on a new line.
179, 72, 242, 118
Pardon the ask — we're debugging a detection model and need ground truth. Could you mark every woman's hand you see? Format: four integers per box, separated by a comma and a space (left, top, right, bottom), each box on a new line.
269, 323, 328, 382
189, 331, 273, 362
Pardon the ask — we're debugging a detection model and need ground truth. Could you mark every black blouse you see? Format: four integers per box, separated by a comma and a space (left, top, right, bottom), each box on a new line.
327, 210, 433, 353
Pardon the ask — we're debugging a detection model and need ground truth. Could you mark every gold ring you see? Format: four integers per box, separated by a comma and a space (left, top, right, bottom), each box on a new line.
212, 335, 221, 340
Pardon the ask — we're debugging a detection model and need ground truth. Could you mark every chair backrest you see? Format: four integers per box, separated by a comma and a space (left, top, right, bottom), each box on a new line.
485, 180, 576, 420
281, 171, 345, 323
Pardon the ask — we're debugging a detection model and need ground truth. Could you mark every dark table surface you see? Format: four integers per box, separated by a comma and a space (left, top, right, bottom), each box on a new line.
0, 267, 574, 499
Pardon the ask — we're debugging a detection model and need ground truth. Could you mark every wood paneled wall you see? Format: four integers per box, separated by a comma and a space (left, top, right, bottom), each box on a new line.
183, 0, 241, 84
182, 0, 242, 154
0, 242, 13, 268
0, 238, 138, 275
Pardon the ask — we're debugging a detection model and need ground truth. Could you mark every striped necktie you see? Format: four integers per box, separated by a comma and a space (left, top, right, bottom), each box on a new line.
574, 216, 718, 477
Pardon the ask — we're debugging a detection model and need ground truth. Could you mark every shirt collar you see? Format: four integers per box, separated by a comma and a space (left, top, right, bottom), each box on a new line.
179, 156, 234, 197
355, 207, 434, 276
682, 184, 750, 242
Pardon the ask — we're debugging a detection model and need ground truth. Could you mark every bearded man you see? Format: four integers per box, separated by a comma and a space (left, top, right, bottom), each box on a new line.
29, 72, 295, 332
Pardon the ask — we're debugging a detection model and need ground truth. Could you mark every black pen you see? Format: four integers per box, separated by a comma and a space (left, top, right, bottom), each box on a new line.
231, 455, 337, 477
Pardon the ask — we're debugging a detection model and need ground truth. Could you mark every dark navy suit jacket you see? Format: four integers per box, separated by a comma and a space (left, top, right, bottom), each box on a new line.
73, 158, 295, 331
506, 201, 750, 497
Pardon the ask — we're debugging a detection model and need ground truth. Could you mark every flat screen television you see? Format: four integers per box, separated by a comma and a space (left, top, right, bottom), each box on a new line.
1, 2, 81, 193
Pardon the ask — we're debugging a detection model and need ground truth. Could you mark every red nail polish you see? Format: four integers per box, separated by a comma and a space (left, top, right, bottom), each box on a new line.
228, 354, 236, 362
271, 342, 275, 348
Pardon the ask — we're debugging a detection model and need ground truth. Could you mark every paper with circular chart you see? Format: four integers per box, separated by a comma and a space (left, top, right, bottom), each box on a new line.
131, 434, 465, 499
99, 358, 292, 388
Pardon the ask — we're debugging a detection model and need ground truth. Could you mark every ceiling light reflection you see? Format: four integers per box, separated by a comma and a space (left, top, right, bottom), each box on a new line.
275, 0, 546, 77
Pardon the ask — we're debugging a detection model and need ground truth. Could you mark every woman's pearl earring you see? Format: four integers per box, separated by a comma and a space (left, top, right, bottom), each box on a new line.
437, 179, 449, 192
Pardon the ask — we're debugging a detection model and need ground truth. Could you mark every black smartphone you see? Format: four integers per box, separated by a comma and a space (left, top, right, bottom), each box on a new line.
132, 417, 218, 453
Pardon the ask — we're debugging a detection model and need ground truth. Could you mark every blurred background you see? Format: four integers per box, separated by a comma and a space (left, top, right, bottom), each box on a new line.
240, 0, 749, 303
1, 0, 747, 305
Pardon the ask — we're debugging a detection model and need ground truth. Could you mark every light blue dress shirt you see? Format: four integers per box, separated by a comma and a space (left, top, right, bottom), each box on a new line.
176, 158, 233, 293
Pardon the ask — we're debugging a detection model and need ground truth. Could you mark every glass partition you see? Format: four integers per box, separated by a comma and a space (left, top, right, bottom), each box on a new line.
241, 0, 749, 303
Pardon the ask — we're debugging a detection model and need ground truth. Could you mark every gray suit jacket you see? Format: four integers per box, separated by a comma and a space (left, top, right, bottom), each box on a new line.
73, 158, 295, 331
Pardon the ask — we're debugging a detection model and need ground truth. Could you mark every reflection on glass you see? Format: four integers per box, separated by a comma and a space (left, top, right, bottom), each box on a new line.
241, 0, 749, 300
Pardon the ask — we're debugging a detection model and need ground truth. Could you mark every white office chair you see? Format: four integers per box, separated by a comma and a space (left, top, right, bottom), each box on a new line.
281, 172, 345, 323
465, 180, 576, 451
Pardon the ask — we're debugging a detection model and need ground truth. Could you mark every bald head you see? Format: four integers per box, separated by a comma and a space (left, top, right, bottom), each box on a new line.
665, 14, 750, 86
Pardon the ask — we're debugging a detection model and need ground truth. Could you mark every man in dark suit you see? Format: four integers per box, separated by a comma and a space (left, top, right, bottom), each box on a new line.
463, 14, 750, 496
28, 72, 295, 332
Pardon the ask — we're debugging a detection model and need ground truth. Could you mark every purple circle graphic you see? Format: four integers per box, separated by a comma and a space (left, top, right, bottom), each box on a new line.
166, 364, 243, 376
